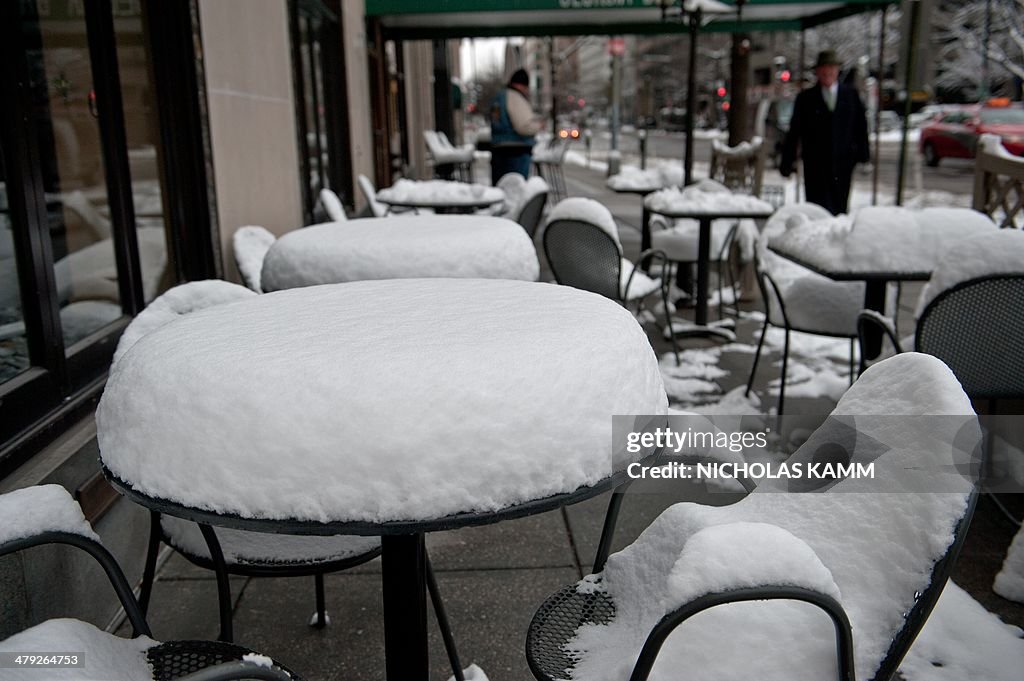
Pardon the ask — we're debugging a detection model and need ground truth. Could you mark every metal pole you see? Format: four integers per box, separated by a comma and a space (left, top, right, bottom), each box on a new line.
872, 6, 887, 205
684, 8, 700, 186
549, 36, 557, 138
611, 39, 621, 175
981, 0, 992, 99
896, 0, 922, 206
796, 29, 805, 202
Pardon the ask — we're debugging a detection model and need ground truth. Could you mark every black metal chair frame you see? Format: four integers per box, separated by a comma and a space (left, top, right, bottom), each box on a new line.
526, 486, 979, 681
857, 274, 1024, 399
139, 512, 468, 680
543, 218, 680, 364
746, 265, 858, 417
514, 190, 548, 239
652, 217, 744, 321
533, 141, 569, 202
0, 530, 300, 681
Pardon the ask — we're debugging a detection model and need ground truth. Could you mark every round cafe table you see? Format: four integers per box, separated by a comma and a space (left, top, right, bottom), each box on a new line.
97, 278, 668, 681
376, 179, 505, 214
259, 215, 539, 291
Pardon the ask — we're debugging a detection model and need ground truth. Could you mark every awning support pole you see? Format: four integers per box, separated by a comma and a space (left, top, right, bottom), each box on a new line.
872, 6, 887, 206
896, 0, 922, 206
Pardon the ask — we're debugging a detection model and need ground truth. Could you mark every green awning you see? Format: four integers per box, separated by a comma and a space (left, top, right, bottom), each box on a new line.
366, 1, 897, 39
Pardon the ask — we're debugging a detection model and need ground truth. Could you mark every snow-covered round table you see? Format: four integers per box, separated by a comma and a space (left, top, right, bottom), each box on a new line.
97, 278, 667, 681
376, 179, 505, 214
260, 215, 539, 291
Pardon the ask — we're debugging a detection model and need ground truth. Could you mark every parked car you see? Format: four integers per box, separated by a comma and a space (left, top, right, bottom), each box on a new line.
918, 99, 1024, 166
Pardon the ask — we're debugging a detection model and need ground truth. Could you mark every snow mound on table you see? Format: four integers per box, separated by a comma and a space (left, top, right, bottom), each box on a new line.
0, 618, 156, 681
97, 279, 667, 523
644, 185, 773, 215
0, 485, 98, 546
710, 136, 762, 158
915, 228, 1024, 318
899, 581, 1024, 680
606, 164, 682, 191
566, 354, 976, 681
232, 226, 276, 293
113, 280, 256, 364
376, 179, 503, 206
771, 206, 994, 277
994, 525, 1024, 603
546, 197, 622, 251
260, 217, 539, 290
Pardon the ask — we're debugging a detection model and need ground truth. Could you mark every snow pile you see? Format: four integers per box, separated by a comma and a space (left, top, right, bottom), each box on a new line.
710, 136, 763, 159
899, 582, 1024, 680
97, 279, 668, 523
495, 173, 527, 215
260, 216, 540, 290
993, 526, 1024, 603
915, 227, 1024, 318
565, 353, 977, 681
113, 280, 255, 364
980, 132, 1024, 164
0, 485, 99, 546
0, 619, 156, 681
448, 664, 490, 681
160, 515, 380, 564
232, 225, 277, 293
769, 206, 995, 277
376, 179, 503, 207
606, 164, 682, 192
319, 188, 347, 222
645, 185, 773, 215
241, 653, 275, 669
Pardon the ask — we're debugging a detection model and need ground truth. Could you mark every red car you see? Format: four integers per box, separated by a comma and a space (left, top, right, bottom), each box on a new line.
919, 100, 1024, 166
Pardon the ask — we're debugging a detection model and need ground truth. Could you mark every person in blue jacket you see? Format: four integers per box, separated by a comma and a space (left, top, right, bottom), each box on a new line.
490, 69, 543, 184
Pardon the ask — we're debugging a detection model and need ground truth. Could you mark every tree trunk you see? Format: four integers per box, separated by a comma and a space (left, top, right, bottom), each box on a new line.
728, 33, 751, 145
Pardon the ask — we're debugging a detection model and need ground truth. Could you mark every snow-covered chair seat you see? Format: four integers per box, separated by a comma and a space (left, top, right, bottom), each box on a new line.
232, 226, 276, 293
259, 215, 539, 291
527, 353, 981, 681
857, 228, 1024, 399
0, 485, 297, 681
542, 198, 679, 362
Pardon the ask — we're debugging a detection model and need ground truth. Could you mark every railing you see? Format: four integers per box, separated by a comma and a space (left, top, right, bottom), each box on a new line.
972, 134, 1024, 228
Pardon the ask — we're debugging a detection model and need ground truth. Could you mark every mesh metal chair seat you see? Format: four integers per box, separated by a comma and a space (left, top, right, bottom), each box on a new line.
526, 584, 616, 681
0, 485, 300, 681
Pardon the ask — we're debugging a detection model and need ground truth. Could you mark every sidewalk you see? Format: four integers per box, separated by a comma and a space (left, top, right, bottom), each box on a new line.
134, 162, 1023, 681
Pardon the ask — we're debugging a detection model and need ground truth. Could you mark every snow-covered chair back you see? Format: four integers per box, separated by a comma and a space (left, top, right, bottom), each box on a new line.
232, 226, 276, 293
318, 188, 347, 223
0, 485, 298, 681
514, 176, 549, 238
543, 198, 623, 300
913, 229, 1024, 400
528, 353, 981, 681
357, 174, 388, 218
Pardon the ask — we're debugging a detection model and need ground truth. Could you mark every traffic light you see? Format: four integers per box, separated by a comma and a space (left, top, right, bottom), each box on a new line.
780, 70, 791, 83
716, 86, 727, 98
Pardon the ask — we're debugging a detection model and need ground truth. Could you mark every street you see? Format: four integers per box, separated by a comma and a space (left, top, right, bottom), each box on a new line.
580, 127, 976, 197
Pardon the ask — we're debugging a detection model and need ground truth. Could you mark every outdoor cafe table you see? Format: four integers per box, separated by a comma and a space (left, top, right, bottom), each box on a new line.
767, 207, 996, 357
606, 166, 683, 267
376, 179, 505, 214
259, 215, 539, 291
96, 278, 667, 681
644, 189, 774, 343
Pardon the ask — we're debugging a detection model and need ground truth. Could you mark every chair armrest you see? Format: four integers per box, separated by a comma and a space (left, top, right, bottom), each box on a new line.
628, 522, 852, 681
624, 248, 670, 302
857, 309, 903, 375
0, 486, 152, 638
177, 660, 294, 681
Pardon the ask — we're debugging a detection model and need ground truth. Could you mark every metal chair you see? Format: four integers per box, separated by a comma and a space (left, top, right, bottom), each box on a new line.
745, 203, 863, 416
357, 174, 389, 217
0, 484, 300, 681
513, 178, 549, 239
533, 140, 569, 202
527, 352, 980, 681
543, 198, 679, 364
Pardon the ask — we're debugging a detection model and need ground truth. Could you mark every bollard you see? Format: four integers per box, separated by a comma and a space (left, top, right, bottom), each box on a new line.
638, 129, 647, 170
585, 129, 593, 169
607, 150, 621, 177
